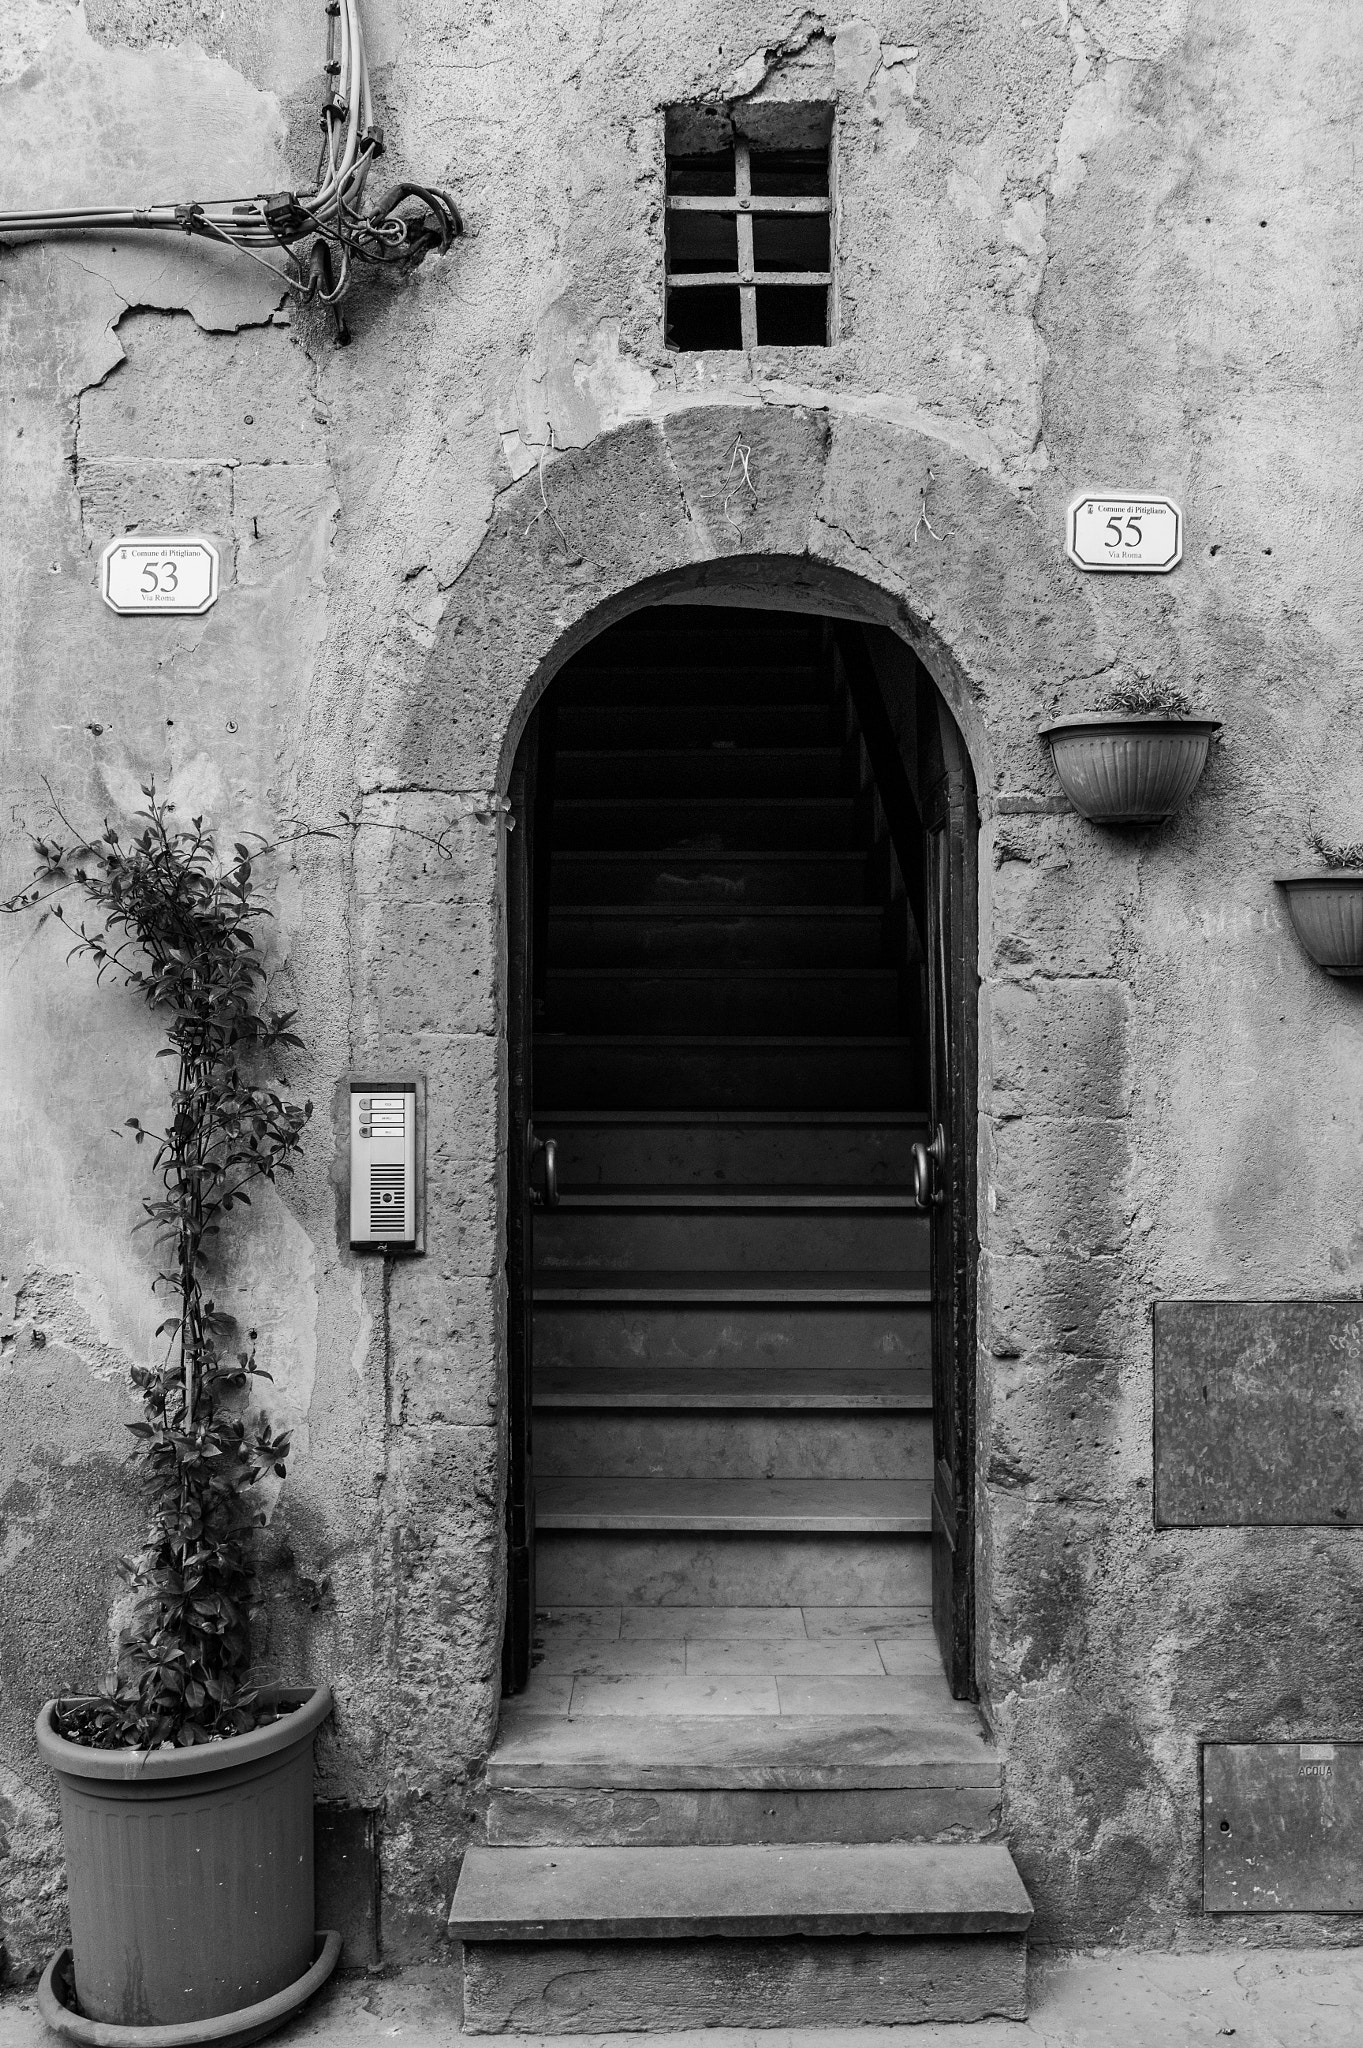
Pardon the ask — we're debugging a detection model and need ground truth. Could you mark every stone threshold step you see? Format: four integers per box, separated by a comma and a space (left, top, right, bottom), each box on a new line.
488, 1711, 998, 1789
536, 1477, 931, 1533
534, 1364, 933, 1410
450, 1842, 1032, 1942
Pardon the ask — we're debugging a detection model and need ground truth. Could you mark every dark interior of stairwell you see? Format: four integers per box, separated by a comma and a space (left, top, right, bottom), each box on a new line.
489, 604, 998, 1851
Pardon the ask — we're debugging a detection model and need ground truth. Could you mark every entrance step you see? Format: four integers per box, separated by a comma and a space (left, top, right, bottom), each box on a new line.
545, 967, 903, 1034
535, 1201, 927, 1273
544, 1110, 925, 1187
537, 1476, 931, 1533
551, 797, 861, 851
534, 1274, 929, 1303
537, 1531, 930, 1605
536, 1035, 916, 1107
537, 1410, 930, 1481
554, 746, 849, 799
536, 1306, 929, 1371
551, 848, 871, 906
534, 1362, 932, 1407
488, 1709, 1000, 1847
450, 1843, 1031, 2031
548, 907, 889, 968
555, 703, 836, 749
559, 664, 827, 703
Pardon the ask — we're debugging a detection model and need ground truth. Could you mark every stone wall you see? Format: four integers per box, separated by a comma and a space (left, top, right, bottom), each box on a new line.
2, 0, 1361, 1977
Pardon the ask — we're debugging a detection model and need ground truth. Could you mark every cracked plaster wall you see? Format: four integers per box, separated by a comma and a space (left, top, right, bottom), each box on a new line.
1, 0, 1362, 1977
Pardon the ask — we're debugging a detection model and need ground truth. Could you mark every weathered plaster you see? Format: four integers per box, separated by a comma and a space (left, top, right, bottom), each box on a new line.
3, 0, 1363, 1978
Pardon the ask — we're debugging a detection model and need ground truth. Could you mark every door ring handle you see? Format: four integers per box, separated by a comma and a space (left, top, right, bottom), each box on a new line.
527, 1125, 559, 1208
912, 1124, 947, 1210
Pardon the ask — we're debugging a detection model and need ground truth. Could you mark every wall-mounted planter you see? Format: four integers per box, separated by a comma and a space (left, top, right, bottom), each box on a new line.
36, 1684, 338, 2048
1040, 713, 1221, 824
1275, 874, 1363, 977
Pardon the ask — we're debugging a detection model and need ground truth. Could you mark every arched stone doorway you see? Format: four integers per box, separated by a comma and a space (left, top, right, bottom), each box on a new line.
501, 596, 982, 1716
360, 405, 1106, 1952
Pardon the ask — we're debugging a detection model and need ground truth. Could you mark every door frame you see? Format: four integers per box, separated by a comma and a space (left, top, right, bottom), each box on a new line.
498, 601, 981, 1705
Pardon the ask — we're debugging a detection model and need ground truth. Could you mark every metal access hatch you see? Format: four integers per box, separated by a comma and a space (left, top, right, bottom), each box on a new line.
1204, 1742, 1363, 1912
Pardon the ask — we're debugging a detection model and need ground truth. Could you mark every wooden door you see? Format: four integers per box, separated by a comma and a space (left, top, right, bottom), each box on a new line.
922, 708, 980, 1701
502, 714, 538, 1695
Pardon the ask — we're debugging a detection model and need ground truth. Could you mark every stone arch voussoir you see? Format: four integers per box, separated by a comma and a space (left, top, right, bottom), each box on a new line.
381, 402, 1105, 810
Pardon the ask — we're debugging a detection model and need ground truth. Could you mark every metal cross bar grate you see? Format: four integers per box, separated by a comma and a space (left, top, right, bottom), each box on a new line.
665, 137, 832, 350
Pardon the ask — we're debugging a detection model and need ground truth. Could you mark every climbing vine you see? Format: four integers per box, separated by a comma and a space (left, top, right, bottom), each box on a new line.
5, 787, 311, 1747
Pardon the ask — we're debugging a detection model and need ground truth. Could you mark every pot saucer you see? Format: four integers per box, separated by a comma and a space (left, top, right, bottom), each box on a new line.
38, 1932, 341, 2048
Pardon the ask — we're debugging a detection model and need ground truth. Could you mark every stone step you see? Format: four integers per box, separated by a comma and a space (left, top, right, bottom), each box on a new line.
533, 1362, 932, 1407
556, 702, 836, 748
553, 746, 850, 799
534, 1205, 928, 1274
536, 1034, 916, 1108
534, 1302, 930, 1371
487, 1781, 1001, 1847
535, 1408, 931, 1482
553, 1186, 921, 1210
534, 1272, 929, 1304
551, 797, 860, 851
544, 967, 903, 1035
537, 1530, 930, 1606
451, 1843, 1031, 2031
488, 1699, 1001, 1841
543, 1110, 924, 1186
546, 905, 890, 967
559, 662, 825, 702
536, 1477, 931, 1533
550, 849, 871, 906
488, 1705, 991, 1788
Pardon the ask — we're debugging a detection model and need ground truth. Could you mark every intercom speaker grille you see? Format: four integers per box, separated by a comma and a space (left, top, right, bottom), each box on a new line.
369, 1163, 407, 1234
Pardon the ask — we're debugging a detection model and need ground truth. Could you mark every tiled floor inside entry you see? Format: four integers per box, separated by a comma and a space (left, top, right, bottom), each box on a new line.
518, 1605, 977, 1719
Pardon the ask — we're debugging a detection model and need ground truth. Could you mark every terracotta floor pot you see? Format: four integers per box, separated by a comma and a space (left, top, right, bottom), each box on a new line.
36, 1685, 334, 2033
1276, 874, 1363, 976
1040, 713, 1220, 823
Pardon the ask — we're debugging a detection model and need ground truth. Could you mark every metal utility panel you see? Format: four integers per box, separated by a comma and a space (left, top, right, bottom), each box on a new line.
349, 1080, 419, 1250
1153, 1300, 1363, 1525
1204, 1743, 1363, 1913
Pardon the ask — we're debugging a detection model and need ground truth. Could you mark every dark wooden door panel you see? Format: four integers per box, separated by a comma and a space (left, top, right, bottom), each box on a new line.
922, 702, 979, 1702
502, 715, 538, 1696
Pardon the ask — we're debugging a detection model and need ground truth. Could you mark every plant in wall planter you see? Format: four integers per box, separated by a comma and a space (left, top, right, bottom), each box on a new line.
1276, 833, 1363, 978
1040, 684, 1221, 825
4, 789, 339, 2048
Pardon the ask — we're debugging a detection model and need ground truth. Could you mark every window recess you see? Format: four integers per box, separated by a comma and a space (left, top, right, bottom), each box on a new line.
665, 107, 833, 351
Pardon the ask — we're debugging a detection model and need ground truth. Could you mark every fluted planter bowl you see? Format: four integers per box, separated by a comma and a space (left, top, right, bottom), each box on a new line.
1276, 874, 1363, 977
35, 1684, 338, 2046
1040, 713, 1220, 824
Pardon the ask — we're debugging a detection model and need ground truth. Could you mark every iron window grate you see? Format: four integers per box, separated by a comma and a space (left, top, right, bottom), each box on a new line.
665, 122, 832, 351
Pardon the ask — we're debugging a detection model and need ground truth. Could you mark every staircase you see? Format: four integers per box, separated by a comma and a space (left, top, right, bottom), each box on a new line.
451, 607, 1029, 2029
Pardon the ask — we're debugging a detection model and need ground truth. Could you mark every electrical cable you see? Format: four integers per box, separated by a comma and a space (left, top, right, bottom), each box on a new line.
0, 0, 460, 342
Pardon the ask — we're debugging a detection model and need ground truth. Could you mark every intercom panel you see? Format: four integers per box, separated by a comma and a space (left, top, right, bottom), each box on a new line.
349, 1081, 418, 1249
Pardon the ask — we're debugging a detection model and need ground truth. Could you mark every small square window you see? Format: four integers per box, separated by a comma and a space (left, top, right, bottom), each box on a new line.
664, 106, 833, 351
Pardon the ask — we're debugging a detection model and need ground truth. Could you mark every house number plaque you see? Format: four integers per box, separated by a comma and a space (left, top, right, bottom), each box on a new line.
1066, 492, 1182, 574
101, 536, 220, 615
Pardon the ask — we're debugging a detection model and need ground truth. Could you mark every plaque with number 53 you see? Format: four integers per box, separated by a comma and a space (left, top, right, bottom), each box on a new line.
101, 536, 220, 615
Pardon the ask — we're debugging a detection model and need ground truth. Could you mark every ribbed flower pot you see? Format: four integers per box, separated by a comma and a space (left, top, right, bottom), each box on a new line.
36, 1685, 338, 2046
1276, 874, 1363, 977
1040, 713, 1220, 824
